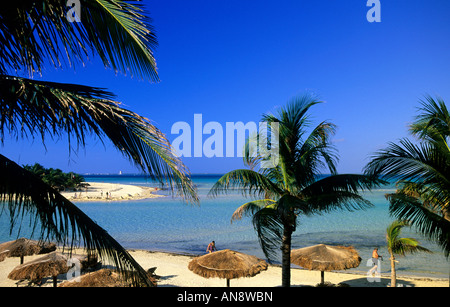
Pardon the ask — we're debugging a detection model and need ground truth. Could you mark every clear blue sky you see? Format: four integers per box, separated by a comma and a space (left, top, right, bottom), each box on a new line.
3, 0, 450, 174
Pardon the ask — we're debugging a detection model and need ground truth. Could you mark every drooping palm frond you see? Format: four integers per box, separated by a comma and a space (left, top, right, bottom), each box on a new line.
0, 154, 155, 286
387, 192, 450, 257
231, 199, 276, 223
208, 169, 283, 199
364, 138, 450, 185
252, 206, 284, 263
0, 0, 158, 81
364, 134, 450, 219
301, 174, 385, 213
0, 75, 198, 203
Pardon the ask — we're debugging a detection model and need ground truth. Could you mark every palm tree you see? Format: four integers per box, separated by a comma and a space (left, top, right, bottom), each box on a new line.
386, 220, 431, 287
209, 94, 384, 287
364, 96, 450, 260
0, 1, 198, 286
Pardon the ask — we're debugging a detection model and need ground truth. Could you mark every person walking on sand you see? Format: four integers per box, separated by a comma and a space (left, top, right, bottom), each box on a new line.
206, 241, 217, 253
369, 247, 383, 276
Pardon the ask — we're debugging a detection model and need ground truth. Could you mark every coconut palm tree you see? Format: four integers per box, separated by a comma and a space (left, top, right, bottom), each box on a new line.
209, 94, 384, 287
0, 1, 198, 286
364, 96, 450, 260
386, 220, 431, 287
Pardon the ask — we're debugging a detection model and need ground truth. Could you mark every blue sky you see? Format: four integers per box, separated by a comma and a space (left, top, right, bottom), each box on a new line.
3, 0, 450, 174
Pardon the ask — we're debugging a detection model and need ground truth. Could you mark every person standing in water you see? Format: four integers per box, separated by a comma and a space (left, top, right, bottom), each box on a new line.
206, 241, 217, 253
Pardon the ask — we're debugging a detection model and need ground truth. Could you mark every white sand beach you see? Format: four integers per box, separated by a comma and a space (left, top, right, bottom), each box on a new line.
60, 182, 163, 202
0, 248, 447, 287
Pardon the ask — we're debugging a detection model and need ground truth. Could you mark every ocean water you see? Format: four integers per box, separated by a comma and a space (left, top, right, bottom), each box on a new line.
1, 174, 448, 279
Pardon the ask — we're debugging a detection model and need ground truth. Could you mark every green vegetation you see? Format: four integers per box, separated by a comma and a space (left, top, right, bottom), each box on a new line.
23, 163, 87, 191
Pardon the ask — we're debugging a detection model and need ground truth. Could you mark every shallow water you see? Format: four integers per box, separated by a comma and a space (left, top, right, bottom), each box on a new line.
1, 175, 448, 279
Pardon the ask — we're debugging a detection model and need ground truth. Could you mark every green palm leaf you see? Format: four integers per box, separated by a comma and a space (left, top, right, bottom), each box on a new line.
387, 193, 450, 256
0, 75, 198, 203
386, 220, 432, 256
0, 154, 154, 286
231, 199, 276, 222
411, 95, 450, 142
208, 169, 283, 199
0, 0, 158, 81
252, 206, 284, 263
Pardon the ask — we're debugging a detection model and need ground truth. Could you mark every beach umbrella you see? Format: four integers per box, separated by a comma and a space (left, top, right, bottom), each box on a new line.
8, 251, 69, 287
59, 269, 125, 287
59, 268, 156, 287
0, 238, 56, 264
188, 249, 268, 287
290, 244, 361, 285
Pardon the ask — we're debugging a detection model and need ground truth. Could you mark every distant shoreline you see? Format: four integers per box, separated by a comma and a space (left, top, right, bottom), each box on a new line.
60, 182, 164, 202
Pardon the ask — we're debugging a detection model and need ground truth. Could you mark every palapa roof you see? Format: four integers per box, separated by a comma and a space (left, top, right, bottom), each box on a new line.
188, 249, 268, 280
290, 244, 361, 272
0, 238, 56, 261
59, 269, 125, 287
8, 251, 69, 280
59, 268, 157, 287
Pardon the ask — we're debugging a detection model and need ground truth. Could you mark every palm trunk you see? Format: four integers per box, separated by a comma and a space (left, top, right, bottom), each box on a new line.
281, 225, 292, 287
390, 253, 396, 287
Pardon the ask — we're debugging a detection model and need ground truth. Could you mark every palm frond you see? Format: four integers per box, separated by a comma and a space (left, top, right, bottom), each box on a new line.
397, 181, 450, 215
0, 154, 154, 286
276, 194, 311, 218
411, 95, 450, 142
0, 75, 198, 203
386, 220, 432, 257
231, 199, 276, 223
0, 0, 158, 81
387, 192, 450, 257
300, 174, 384, 213
304, 174, 386, 195
208, 169, 283, 199
295, 120, 338, 178
364, 138, 450, 185
252, 206, 284, 263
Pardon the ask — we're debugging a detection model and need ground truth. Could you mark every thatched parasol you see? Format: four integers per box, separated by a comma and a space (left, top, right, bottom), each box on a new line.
59, 269, 125, 287
8, 251, 69, 287
0, 238, 56, 264
290, 244, 361, 285
59, 268, 157, 287
188, 249, 268, 287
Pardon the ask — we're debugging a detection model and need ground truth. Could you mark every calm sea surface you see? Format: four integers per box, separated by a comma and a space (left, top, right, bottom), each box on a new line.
1, 174, 448, 279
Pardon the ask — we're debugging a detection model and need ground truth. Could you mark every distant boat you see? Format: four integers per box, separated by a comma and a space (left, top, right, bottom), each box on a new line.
119, 171, 122, 175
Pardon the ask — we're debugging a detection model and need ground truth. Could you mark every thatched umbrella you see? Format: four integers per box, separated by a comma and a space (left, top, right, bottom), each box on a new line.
290, 244, 361, 285
188, 249, 268, 287
0, 238, 56, 264
59, 268, 157, 287
8, 251, 69, 287
59, 269, 124, 287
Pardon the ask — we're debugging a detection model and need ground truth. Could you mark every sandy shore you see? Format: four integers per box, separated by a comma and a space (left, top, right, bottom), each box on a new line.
60, 182, 163, 202
0, 248, 447, 287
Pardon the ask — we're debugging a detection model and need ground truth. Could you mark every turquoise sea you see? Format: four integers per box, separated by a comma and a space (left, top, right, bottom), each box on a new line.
1, 174, 448, 279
